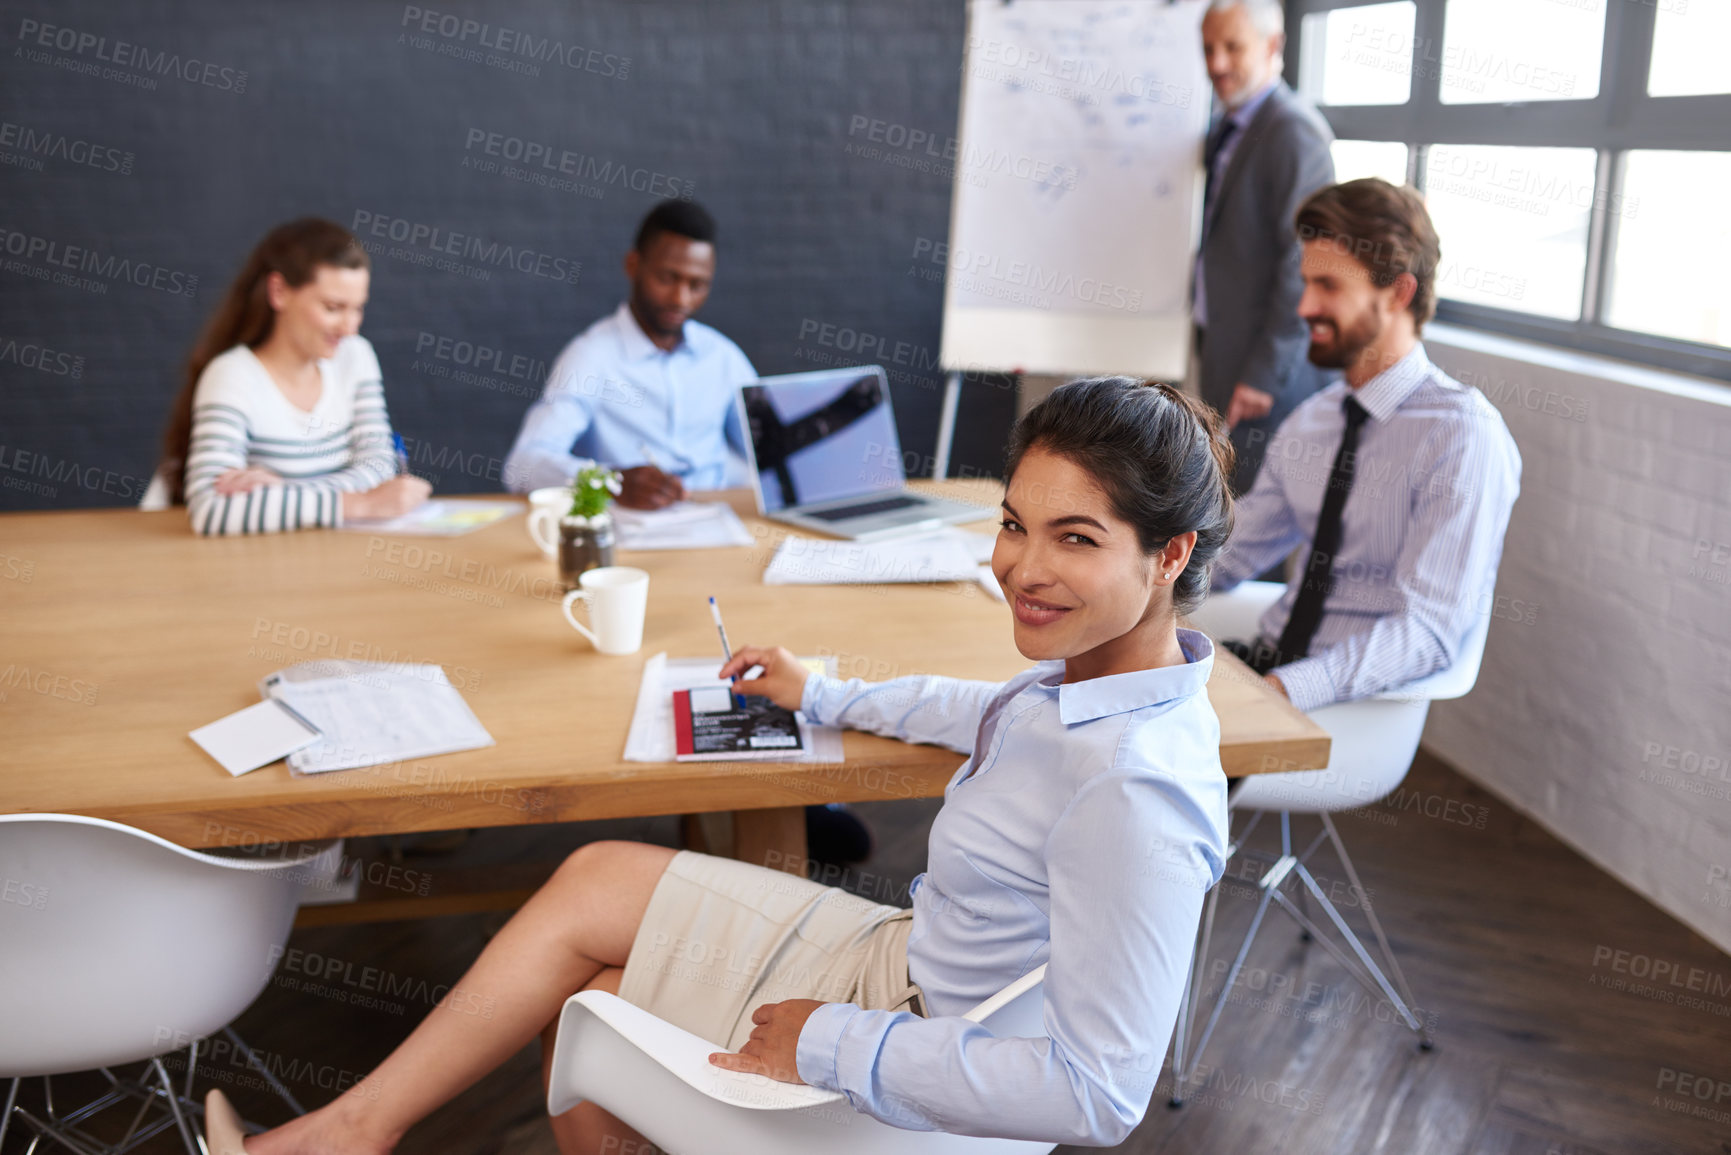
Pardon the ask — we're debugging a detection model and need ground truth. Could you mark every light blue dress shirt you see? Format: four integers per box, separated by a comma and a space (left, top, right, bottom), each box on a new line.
793, 630, 1230, 1146
502, 303, 757, 493
1211, 343, 1523, 710
1193, 78, 1279, 329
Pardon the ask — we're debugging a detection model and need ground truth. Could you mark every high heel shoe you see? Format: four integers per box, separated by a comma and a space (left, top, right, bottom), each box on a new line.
204, 1088, 250, 1154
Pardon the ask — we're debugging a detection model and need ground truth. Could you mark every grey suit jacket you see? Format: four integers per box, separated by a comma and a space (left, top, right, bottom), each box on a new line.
1196, 81, 1336, 493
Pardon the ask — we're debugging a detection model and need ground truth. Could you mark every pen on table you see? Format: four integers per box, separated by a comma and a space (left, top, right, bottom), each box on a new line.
392, 433, 410, 476
261, 678, 323, 738
709, 595, 745, 708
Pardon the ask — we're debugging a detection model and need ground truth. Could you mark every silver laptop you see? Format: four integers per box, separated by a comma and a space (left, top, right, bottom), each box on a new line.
737, 366, 994, 542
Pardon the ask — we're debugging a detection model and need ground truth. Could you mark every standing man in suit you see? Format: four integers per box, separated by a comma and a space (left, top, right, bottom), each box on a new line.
1195, 0, 1337, 494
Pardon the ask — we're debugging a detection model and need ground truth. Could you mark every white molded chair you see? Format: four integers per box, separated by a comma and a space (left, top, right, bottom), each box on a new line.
1169, 582, 1490, 1104
0, 814, 335, 1153
138, 467, 172, 511
547, 965, 1056, 1155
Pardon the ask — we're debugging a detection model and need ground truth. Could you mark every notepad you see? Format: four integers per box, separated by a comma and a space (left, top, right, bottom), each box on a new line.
259, 660, 495, 774
623, 654, 842, 764
189, 699, 323, 777
673, 687, 807, 761
611, 502, 754, 550
761, 529, 986, 586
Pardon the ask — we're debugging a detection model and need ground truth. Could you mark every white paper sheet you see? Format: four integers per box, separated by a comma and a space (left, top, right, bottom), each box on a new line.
189, 699, 322, 777
337, 500, 520, 537
955, 530, 997, 565
762, 530, 982, 586
951, 530, 1007, 601
612, 502, 754, 550
623, 654, 843, 764
976, 564, 1007, 603
260, 661, 495, 774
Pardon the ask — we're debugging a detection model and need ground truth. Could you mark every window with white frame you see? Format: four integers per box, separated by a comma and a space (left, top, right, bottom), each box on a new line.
1290, 0, 1731, 381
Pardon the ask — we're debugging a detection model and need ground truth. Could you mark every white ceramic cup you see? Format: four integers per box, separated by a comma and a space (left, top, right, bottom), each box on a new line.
561, 566, 650, 655
526, 486, 570, 557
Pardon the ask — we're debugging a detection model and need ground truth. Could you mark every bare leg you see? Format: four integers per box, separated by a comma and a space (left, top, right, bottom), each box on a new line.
542, 968, 661, 1155
247, 841, 677, 1155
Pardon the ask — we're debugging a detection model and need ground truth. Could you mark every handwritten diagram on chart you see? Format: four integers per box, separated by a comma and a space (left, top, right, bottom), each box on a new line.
941, 0, 1211, 378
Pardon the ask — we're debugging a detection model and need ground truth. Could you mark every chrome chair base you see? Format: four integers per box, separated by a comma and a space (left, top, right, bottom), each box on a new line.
1168, 810, 1433, 1108
1, 1029, 302, 1155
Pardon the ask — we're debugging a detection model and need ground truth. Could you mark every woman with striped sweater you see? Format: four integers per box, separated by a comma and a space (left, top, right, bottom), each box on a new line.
160, 218, 431, 535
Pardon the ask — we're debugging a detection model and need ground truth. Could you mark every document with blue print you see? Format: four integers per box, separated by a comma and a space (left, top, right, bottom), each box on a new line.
259, 660, 494, 774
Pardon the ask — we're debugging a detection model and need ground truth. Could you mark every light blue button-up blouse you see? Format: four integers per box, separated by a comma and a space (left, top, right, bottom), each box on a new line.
794, 629, 1230, 1146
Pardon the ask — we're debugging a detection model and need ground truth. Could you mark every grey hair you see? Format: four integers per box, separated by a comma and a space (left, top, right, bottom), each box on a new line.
1206, 0, 1285, 38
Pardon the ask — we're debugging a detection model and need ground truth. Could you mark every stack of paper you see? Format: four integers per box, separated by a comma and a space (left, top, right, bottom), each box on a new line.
623, 654, 843, 764
762, 529, 988, 586
612, 501, 755, 550
260, 660, 495, 774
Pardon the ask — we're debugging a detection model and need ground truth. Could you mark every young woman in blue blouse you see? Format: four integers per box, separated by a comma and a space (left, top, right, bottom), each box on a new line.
210, 378, 1235, 1154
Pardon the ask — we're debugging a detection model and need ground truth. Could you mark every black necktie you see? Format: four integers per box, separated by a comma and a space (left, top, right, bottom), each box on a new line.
1202, 117, 1239, 227
1275, 395, 1371, 662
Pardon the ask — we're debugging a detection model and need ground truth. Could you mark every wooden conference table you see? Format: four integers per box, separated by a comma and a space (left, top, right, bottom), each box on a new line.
0, 482, 1328, 886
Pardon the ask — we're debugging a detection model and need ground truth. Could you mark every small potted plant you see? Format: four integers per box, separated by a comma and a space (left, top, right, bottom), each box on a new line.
558, 461, 622, 590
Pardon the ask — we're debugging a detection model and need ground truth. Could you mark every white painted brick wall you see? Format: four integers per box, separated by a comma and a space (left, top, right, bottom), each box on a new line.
1422, 324, 1731, 956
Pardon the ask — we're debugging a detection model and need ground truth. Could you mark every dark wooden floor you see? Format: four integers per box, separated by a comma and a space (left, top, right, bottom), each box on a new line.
12, 753, 1731, 1154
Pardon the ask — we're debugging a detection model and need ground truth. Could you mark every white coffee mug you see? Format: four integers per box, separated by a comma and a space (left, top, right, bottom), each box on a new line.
526, 486, 570, 557
561, 566, 650, 655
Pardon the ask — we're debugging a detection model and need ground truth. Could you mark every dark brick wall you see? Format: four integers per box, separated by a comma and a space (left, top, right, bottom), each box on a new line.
0, 0, 1014, 509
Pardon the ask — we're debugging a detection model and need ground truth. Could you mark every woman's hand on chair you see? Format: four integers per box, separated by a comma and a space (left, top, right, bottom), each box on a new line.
717, 646, 811, 712
707, 999, 825, 1084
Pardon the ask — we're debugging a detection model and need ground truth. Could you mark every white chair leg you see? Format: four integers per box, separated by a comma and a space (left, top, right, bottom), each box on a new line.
1317, 814, 1430, 1047
223, 1026, 307, 1116
0, 1044, 276, 1155
1169, 870, 1280, 1107
1169, 874, 1223, 1107
11, 1099, 105, 1155
1177, 808, 1434, 1098
150, 1058, 202, 1155
0, 1077, 18, 1150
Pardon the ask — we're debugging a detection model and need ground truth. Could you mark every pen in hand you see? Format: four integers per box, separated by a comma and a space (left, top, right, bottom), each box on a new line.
709, 596, 745, 709
392, 433, 411, 476
638, 441, 697, 478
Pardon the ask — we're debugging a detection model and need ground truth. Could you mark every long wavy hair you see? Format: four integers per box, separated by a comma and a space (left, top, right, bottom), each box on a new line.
160, 218, 369, 502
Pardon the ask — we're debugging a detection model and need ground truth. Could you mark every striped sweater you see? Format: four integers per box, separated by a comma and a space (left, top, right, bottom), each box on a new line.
185, 338, 399, 535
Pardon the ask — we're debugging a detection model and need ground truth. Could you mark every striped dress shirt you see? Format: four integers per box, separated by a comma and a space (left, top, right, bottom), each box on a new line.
1210, 343, 1522, 711
184, 338, 399, 535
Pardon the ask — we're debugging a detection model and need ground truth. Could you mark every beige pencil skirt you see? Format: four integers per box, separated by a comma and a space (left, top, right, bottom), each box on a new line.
617, 850, 925, 1050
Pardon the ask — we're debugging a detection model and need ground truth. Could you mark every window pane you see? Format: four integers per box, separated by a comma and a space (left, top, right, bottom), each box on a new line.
1423, 144, 1596, 320
1439, 0, 1603, 104
1606, 152, 1731, 348
1330, 140, 1411, 186
1298, 2, 1415, 107
1649, 3, 1731, 97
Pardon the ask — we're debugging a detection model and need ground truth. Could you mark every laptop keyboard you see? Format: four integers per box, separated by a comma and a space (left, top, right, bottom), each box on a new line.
805, 494, 926, 522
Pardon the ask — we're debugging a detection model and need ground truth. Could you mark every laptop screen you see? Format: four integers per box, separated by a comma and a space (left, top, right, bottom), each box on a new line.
741, 367, 903, 512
